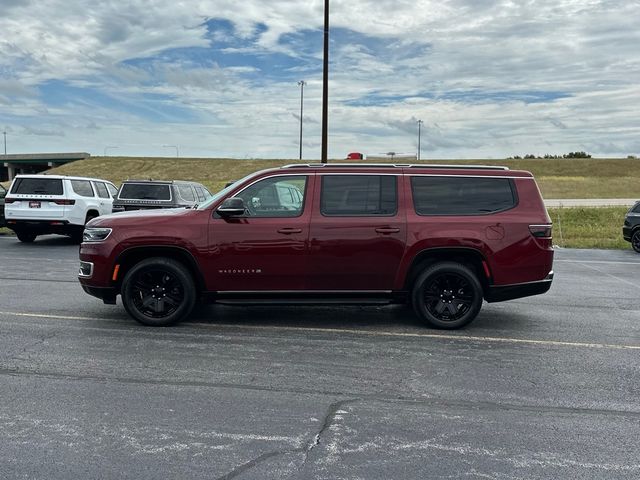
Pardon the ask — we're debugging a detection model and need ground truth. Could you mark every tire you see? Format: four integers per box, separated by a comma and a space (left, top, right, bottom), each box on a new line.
632, 230, 640, 253
16, 231, 37, 243
121, 257, 196, 326
411, 262, 483, 329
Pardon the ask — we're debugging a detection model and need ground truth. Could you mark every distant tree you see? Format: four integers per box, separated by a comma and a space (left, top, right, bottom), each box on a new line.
563, 151, 591, 158
627, 155, 637, 159
524, 154, 536, 159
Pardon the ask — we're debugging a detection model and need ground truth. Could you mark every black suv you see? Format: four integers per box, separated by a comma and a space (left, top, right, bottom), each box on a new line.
623, 201, 640, 252
0, 184, 6, 227
111, 180, 212, 213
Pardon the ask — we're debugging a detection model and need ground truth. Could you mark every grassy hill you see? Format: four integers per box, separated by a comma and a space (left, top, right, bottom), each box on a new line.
44, 156, 640, 199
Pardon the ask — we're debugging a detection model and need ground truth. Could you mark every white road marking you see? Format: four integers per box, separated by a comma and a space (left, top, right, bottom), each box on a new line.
571, 262, 640, 288
1, 310, 639, 351
555, 259, 640, 265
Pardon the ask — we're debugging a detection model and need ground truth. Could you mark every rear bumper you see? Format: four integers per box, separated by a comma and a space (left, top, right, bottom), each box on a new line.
622, 225, 633, 242
485, 271, 554, 303
6, 219, 77, 234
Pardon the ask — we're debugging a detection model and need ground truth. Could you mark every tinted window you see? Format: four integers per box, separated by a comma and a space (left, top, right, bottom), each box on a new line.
632, 203, 640, 214
71, 180, 95, 197
119, 183, 171, 200
0, 185, 6, 198
11, 177, 63, 195
411, 176, 516, 215
235, 176, 306, 217
94, 182, 110, 199
194, 186, 206, 202
321, 175, 397, 216
177, 184, 195, 202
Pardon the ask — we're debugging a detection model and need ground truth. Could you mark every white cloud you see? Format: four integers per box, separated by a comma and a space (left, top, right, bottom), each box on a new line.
0, 0, 639, 159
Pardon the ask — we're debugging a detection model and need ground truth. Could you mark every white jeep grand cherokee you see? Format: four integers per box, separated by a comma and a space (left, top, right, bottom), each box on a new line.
5, 174, 118, 243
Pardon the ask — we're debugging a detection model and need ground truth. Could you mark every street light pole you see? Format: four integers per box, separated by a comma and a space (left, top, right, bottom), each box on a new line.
3, 130, 6, 156
298, 80, 306, 160
163, 145, 179, 157
417, 119, 423, 161
321, 0, 329, 163
104, 146, 118, 156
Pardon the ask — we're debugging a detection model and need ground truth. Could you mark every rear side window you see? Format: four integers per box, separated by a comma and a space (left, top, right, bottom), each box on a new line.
107, 183, 118, 197
411, 176, 516, 215
321, 175, 397, 216
194, 186, 206, 202
177, 185, 195, 202
94, 182, 110, 199
633, 203, 640, 214
118, 183, 171, 200
71, 180, 95, 197
11, 178, 63, 195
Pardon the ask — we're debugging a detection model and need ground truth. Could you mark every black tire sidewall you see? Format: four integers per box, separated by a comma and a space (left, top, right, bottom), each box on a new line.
16, 231, 37, 243
411, 262, 483, 329
121, 257, 196, 326
632, 230, 640, 253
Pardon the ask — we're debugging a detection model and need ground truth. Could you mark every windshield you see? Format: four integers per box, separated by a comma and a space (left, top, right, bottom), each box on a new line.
197, 170, 266, 210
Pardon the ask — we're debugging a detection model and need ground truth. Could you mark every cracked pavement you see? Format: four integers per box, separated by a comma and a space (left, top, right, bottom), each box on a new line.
0, 235, 639, 479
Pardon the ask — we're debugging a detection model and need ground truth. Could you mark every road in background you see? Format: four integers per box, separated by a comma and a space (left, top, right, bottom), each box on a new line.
545, 198, 636, 207
0, 236, 639, 479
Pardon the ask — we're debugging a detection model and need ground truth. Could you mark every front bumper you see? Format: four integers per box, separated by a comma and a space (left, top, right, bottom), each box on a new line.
485, 271, 554, 303
81, 284, 118, 305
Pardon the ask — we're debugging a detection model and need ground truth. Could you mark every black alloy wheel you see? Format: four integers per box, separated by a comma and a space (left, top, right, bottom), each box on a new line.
411, 262, 483, 329
632, 230, 640, 253
121, 257, 196, 326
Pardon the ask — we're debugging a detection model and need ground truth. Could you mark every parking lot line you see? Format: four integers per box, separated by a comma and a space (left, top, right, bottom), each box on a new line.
1, 310, 639, 351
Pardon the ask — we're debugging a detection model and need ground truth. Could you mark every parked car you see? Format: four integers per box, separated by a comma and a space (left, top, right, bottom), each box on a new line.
623, 200, 640, 252
4, 174, 118, 243
79, 163, 554, 329
0, 184, 7, 227
111, 180, 212, 213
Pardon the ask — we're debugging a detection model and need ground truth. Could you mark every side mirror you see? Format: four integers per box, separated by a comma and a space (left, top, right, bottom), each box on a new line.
217, 197, 246, 217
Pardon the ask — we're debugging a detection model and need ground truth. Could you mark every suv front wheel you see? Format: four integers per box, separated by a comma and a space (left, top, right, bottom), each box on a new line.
121, 257, 196, 326
632, 230, 640, 253
411, 262, 483, 329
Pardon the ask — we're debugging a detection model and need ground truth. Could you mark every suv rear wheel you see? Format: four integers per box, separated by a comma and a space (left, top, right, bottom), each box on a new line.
121, 257, 196, 326
16, 231, 37, 243
411, 262, 483, 329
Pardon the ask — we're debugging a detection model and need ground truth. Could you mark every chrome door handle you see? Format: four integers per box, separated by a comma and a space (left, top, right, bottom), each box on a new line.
277, 228, 303, 234
375, 227, 400, 234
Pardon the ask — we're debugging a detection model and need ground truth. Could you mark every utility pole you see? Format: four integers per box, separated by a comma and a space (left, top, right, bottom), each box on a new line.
298, 80, 306, 160
417, 120, 423, 161
321, 0, 329, 163
3, 130, 6, 156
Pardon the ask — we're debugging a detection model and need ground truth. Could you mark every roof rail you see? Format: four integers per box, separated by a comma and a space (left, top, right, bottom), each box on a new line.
280, 163, 509, 171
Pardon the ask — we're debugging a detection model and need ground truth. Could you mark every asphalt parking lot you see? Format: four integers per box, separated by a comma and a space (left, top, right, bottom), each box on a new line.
0, 235, 638, 479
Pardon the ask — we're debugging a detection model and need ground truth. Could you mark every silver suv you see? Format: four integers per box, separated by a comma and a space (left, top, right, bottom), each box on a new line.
5, 174, 118, 243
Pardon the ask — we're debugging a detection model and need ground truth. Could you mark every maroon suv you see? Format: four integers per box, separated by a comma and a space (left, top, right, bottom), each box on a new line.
79, 164, 554, 329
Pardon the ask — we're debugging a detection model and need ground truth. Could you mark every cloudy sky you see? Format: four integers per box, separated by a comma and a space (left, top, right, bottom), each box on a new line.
1, 0, 639, 159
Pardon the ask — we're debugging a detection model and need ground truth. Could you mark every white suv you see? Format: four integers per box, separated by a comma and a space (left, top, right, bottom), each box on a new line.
5, 174, 118, 243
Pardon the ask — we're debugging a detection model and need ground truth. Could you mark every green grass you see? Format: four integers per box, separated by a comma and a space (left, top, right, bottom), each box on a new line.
3, 156, 636, 249
0, 227, 13, 236
549, 207, 628, 249
45, 156, 640, 199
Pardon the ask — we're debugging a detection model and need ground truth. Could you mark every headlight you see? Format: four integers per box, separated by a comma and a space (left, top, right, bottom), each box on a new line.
83, 227, 112, 242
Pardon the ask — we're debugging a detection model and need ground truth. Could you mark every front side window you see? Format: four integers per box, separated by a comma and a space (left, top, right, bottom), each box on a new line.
107, 183, 119, 197
321, 175, 397, 216
94, 182, 110, 199
177, 184, 195, 202
235, 176, 307, 217
411, 176, 516, 215
71, 180, 95, 197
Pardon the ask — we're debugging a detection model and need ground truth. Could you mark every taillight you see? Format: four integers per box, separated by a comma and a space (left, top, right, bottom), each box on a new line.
4, 198, 16, 203
53, 199, 75, 205
529, 224, 552, 238
529, 224, 553, 248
